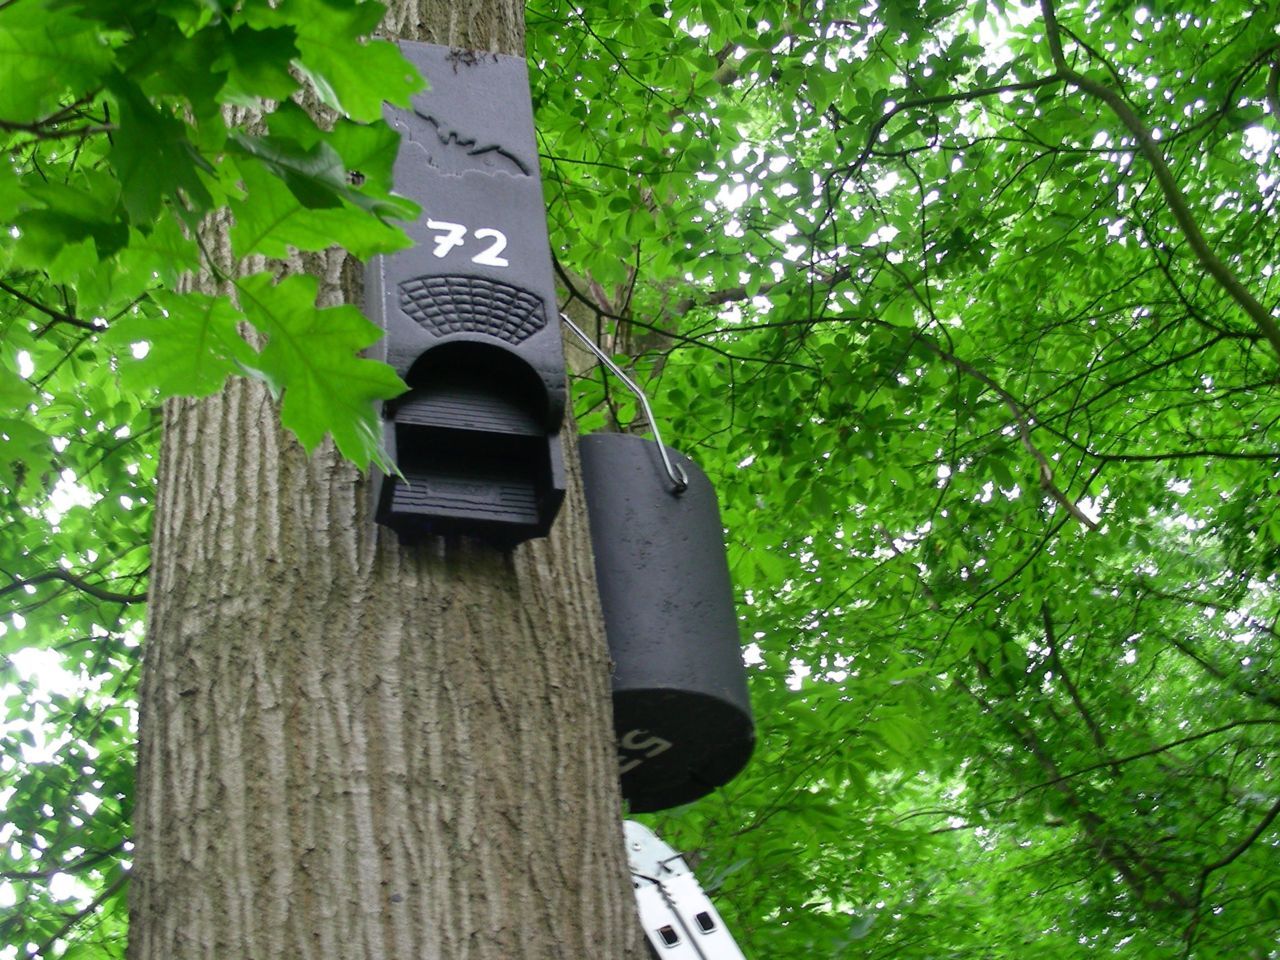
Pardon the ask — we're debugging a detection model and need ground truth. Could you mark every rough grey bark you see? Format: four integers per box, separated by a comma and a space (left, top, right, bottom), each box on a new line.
382, 0, 523, 49
127, 3, 646, 958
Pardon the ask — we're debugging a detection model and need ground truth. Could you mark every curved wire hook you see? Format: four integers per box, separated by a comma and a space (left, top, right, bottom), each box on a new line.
560, 313, 689, 495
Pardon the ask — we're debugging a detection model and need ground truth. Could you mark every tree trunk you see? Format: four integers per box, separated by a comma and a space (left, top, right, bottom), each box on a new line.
127, 3, 646, 958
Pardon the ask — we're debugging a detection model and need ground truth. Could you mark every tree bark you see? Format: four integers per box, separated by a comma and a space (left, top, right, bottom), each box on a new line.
128, 3, 646, 958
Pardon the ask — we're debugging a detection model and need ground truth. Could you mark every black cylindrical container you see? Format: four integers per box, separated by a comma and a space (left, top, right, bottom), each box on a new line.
579, 432, 754, 812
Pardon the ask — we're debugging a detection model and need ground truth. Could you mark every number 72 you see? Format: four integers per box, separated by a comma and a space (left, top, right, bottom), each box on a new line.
425, 219, 510, 267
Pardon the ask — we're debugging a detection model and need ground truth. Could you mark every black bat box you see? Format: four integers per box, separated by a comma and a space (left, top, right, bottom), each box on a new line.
367, 42, 565, 546
579, 433, 754, 812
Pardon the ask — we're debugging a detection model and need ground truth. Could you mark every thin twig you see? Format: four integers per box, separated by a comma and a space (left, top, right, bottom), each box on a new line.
1040, 0, 1280, 360
1001, 718, 1280, 804
0, 121, 115, 140
0, 279, 101, 332
1267, 60, 1280, 126
1184, 794, 1280, 953
32, 870, 127, 959
0, 570, 147, 605
0, 842, 126, 882
864, 317, 1099, 529
827, 75, 1064, 210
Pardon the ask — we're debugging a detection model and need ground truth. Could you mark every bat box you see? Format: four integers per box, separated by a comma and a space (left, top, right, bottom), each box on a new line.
367, 42, 565, 546
579, 433, 754, 812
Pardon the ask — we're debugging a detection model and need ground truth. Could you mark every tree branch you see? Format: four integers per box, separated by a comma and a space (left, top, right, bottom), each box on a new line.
0, 91, 107, 140
0, 842, 126, 881
0, 569, 147, 605
864, 318, 1099, 530
1080, 447, 1280, 464
1122, 581, 1280, 640
837, 75, 1064, 190
1267, 59, 1280, 127
1042, 602, 1113, 761
1205, 794, 1280, 876
1003, 718, 1280, 803
0, 120, 114, 140
1162, 633, 1280, 710
1184, 794, 1280, 953
670, 264, 853, 316
32, 870, 127, 959
0, 279, 101, 332
553, 255, 814, 370
965, 673, 1180, 909
1040, 0, 1280, 361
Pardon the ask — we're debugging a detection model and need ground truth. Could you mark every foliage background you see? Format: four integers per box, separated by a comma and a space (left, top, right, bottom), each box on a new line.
2, 0, 1278, 957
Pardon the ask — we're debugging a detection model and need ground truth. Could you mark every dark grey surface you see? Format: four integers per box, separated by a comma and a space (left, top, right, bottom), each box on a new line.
579, 433, 754, 812
367, 42, 566, 546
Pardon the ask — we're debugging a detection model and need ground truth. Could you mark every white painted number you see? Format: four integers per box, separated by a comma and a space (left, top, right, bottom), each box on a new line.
425, 218, 467, 258
618, 728, 674, 776
424, 220, 511, 268
471, 228, 510, 267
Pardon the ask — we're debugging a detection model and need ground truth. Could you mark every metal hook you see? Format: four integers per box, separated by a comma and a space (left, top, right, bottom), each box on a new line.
560, 313, 689, 495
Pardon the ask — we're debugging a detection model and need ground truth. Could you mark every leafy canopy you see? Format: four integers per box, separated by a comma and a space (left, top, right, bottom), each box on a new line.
1, 0, 420, 469
4, 0, 1280, 958
536, 0, 1280, 956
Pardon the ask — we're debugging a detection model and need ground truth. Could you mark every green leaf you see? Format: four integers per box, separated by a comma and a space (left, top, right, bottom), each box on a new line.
216, 24, 301, 105
0, 161, 27, 220
228, 130, 416, 218
229, 156, 411, 259
117, 219, 201, 287
229, 133, 347, 209
0, 5, 113, 124
107, 290, 254, 397
254, 0, 424, 122
0, 365, 37, 413
120, 13, 229, 115
0, 417, 52, 494
988, 454, 1016, 489
107, 75, 213, 225
236, 272, 405, 466
266, 101, 414, 210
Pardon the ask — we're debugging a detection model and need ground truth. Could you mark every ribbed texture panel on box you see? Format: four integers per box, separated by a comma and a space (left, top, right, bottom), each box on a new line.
400, 275, 548, 344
